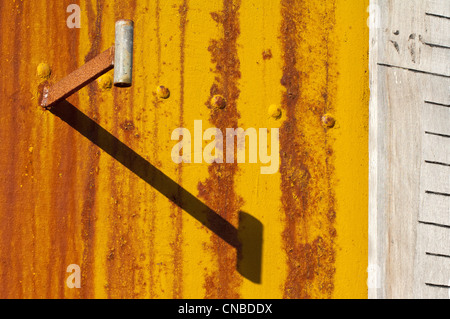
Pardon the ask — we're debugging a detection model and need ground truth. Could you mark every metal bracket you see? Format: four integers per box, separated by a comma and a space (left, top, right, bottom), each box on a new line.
40, 19, 134, 109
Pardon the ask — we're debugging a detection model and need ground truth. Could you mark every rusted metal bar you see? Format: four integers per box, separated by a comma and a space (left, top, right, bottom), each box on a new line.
114, 19, 134, 87
39, 46, 115, 109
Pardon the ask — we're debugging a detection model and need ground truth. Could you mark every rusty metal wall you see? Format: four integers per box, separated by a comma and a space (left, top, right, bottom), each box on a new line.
0, 0, 369, 298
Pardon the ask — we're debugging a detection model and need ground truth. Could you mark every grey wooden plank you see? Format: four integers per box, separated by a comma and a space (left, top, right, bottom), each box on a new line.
424, 14, 450, 48
417, 222, 450, 299
420, 192, 450, 226
415, 223, 450, 298
423, 101, 450, 136
376, 0, 450, 77
421, 163, 450, 195
418, 222, 450, 256
423, 134, 450, 165
423, 77, 450, 104
423, 256, 450, 288
422, 256, 450, 298
383, 67, 422, 299
426, 0, 450, 18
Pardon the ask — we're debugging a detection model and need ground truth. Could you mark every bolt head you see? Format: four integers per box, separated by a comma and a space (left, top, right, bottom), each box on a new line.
321, 114, 336, 128
210, 95, 226, 109
156, 85, 170, 99
268, 104, 282, 119
37, 63, 51, 79
98, 74, 113, 91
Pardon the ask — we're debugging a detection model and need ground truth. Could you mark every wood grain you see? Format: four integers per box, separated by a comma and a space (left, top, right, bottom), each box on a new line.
370, 0, 450, 298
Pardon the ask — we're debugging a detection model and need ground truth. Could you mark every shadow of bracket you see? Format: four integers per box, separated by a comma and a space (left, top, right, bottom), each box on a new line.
50, 100, 263, 283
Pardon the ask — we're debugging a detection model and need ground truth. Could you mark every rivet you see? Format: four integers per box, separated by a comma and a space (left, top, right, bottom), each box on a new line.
321, 113, 336, 128
156, 85, 170, 99
210, 95, 226, 109
268, 104, 282, 119
97, 74, 113, 91
37, 63, 51, 79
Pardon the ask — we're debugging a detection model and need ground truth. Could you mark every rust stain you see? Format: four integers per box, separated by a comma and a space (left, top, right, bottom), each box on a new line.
198, 0, 242, 299
49, 1, 81, 299
262, 49, 273, 60
279, 0, 337, 299
13, 1, 26, 299
126, 1, 139, 298
171, 0, 189, 299
0, 1, 90, 299
121, 120, 136, 131
146, 0, 162, 298
108, 0, 138, 299
78, 0, 102, 299
0, 0, 23, 299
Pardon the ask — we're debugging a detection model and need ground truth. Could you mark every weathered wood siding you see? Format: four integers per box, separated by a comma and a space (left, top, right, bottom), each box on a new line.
369, 0, 450, 299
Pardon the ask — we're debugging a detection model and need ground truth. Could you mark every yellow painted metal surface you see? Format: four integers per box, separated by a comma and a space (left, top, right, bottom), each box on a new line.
0, 0, 368, 298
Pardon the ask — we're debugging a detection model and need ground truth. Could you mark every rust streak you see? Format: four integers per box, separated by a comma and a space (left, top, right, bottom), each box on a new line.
279, 0, 337, 299
172, 0, 189, 299
124, 0, 138, 298
64, 1, 80, 298
262, 49, 273, 60
81, 0, 104, 299
12, 1, 24, 299
109, 0, 139, 299
147, 0, 162, 299
48, 1, 81, 299
199, 0, 242, 299
0, 0, 23, 299
108, 0, 138, 299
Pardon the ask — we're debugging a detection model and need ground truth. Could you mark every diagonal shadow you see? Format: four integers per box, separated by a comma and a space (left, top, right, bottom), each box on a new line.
50, 100, 263, 284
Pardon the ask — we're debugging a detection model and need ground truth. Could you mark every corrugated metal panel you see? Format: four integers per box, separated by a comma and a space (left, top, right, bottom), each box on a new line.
0, 0, 368, 298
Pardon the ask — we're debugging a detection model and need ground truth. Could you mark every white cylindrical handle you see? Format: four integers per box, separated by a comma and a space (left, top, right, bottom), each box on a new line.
114, 19, 134, 87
